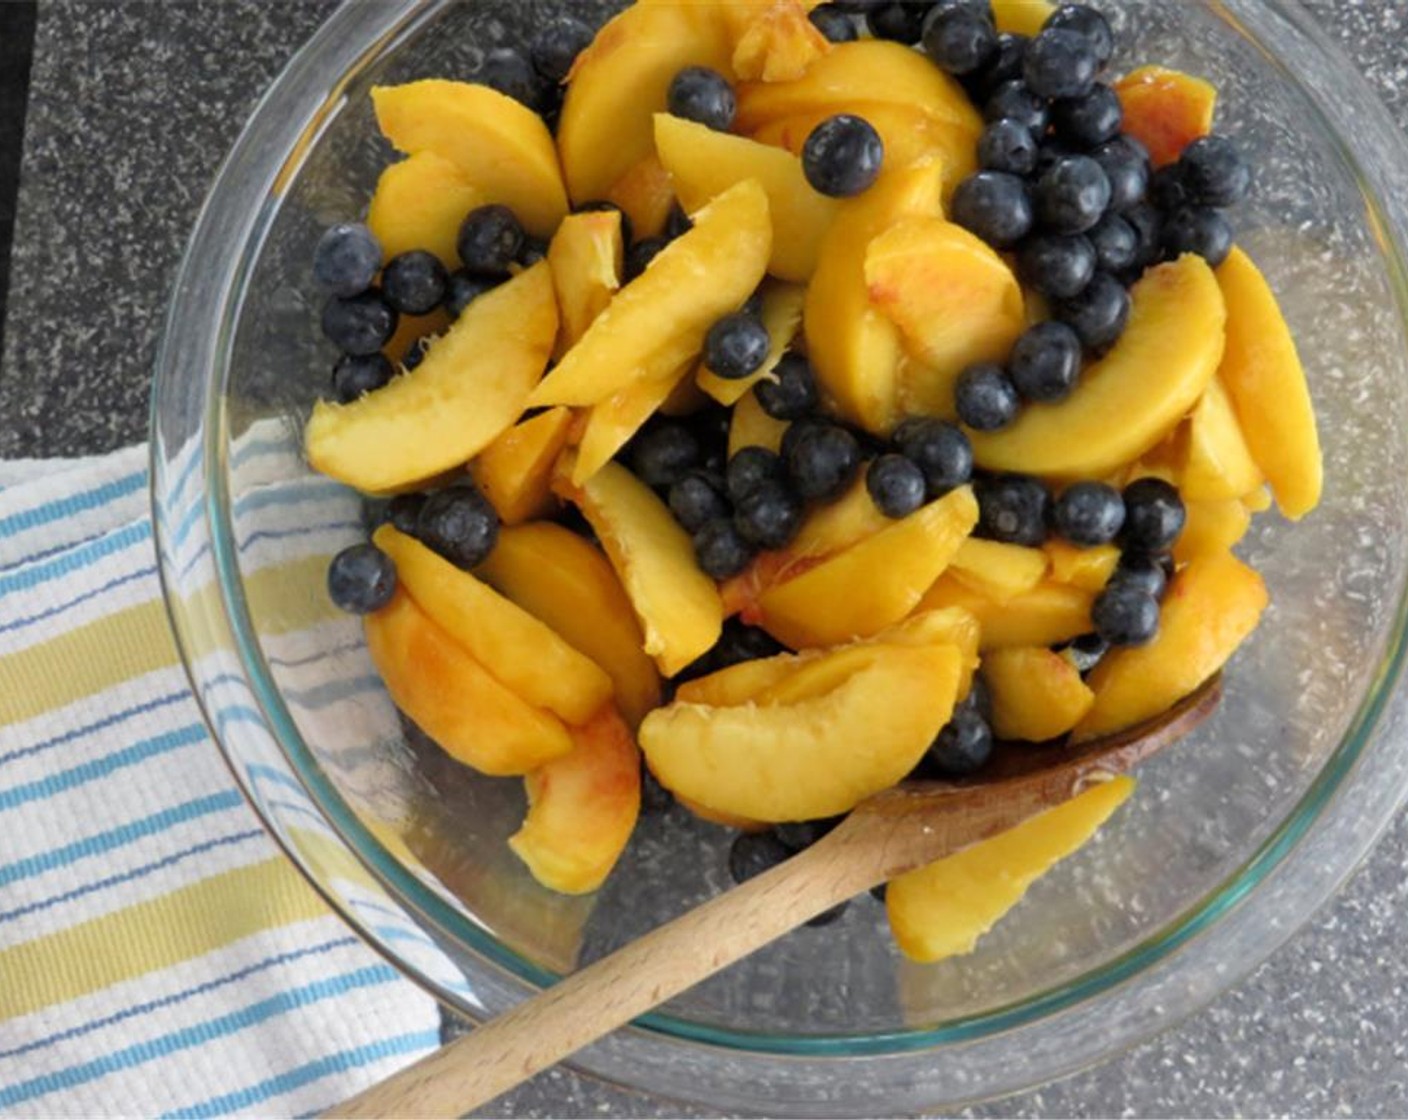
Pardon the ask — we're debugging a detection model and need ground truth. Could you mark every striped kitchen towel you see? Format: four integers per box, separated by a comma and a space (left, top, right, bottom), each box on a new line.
0, 433, 446, 1118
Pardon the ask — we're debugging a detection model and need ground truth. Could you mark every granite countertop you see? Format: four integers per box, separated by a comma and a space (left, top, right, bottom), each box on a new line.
3, 2, 1407, 1116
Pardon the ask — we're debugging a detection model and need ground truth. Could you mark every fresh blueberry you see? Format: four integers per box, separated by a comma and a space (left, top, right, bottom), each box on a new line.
481, 47, 550, 112
866, 453, 927, 518
384, 493, 425, 537
951, 170, 1034, 248
774, 816, 843, 852
1149, 163, 1192, 212
443, 270, 499, 318
1054, 270, 1130, 350
694, 518, 755, 578
1008, 320, 1083, 402
313, 222, 382, 298
1161, 206, 1234, 268
630, 421, 701, 488
1032, 136, 1080, 179
802, 114, 885, 197
624, 236, 669, 282
530, 16, 593, 82
1023, 27, 1098, 100
575, 199, 634, 246
1043, 3, 1114, 65
690, 406, 733, 466
755, 353, 820, 420
1017, 232, 1096, 299
668, 66, 737, 131
321, 290, 398, 356
457, 204, 525, 276
966, 31, 1028, 102
955, 362, 1021, 431
326, 543, 397, 615
1035, 154, 1111, 234
1062, 632, 1109, 674
1109, 551, 1170, 600
1087, 212, 1139, 273
331, 353, 393, 403
979, 117, 1039, 175
780, 416, 830, 463
786, 423, 862, 501
669, 471, 730, 534
728, 831, 792, 884
810, 2, 859, 41
984, 80, 1048, 136
1178, 135, 1251, 208
518, 236, 549, 266
401, 338, 429, 371
1120, 477, 1186, 551
704, 313, 771, 380
963, 673, 994, 722
726, 446, 787, 502
894, 417, 974, 496
924, 708, 994, 775
867, 1, 928, 43
1092, 135, 1150, 212
922, 2, 997, 75
1051, 83, 1122, 148
975, 473, 1050, 546
1092, 583, 1161, 646
664, 203, 694, 241
1053, 480, 1124, 545
740, 290, 766, 319
381, 250, 448, 316
416, 484, 499, 569
1122, 202, 1164, 272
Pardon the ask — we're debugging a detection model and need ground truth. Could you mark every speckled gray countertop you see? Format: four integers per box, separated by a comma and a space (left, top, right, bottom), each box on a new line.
4, 1, 1408, 1116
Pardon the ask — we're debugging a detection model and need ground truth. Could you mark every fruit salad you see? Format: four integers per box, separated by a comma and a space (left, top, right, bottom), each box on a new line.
304, 0, 1322, 963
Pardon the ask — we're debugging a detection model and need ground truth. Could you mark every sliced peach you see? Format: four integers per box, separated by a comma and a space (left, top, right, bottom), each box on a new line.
991, 0, 1055, 35
530, 179, 772, 407
365, 591, 572, 775
469, 407, 575, 525
1044, 540, 1120, 593
921, 577, 1094, 650
727, 0, 830, 83
983, 646, 1095, 741
477, 522, 662, 731
574, 359, 695, 485
606, 152, 676, 241
887, 776, 1134, 963
641, 644, 961, 821
655, 113, 840, 283
1114, 66, 1217, 168
1075, 550, 1268, 740
305, 263, 557, 493
948, 538, 1049, 603
1180, 376, 1264, 501
698, 282, 804, 405
366, 151, 483, 267
548, 210, 624, 354
560, 457, 724, 676
510, 705, 641, 895
728, 390, 789, 457
1216, 246, 1322, 519
1174, 498, 1251, 564
371, 80, 568, 238
557, 0, 732, 205
675, 794, 770, 833
969, 255, 1226, 479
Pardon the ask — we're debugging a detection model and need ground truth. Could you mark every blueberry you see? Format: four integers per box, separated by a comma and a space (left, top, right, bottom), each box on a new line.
803, 114, 885, 197
715, 618, 785, 667
728, 831, 792, 884
530, 16, 593, 82
381, 250, 448, 316
774, 816, 843, 852
894, 417, 974, 497
1149, 164, 1192, 212
1092, 584, 1160, 647
1053, 480, 1124, 545
1092, 135, 1150, 212
443, 270, 499, 318
951, 171, 1033, 248
624, 236, 669, 282
866, 453, 927, 518
1017, 233, 1096, 299
921, 3, 997, 75
1033, 136, 1080, 179
321, 290, 398, 356
810, 2, 859, 41
966, 32, 1028, 102
1120, 477, 1186, 551
384, 493, 425, 537
984, 80, 1048, 136
313, 222, 382, 298
518, 236, 549, 266
1122, 202, 1164, 271
416, 484, 500, 569
755, 353, 820, 420
726, 446, 787, 502
664, 203, 694, 241
1035, 154, 1111, 234
1008, 320, 1083, 402
1054, 270, 1130, 350
979, 118, 1039, 175
704, 313, 771, 380
925, 708, 994, 775
630, 421, 700, 488
780, 416, 830, 463
1178, 135, 1251, 208
1109, 551, 1170, 600
1087, 212, 1138, 273
740, 290, 766, 319
481, 47, 550, 112
975, 473, 1050, 546
694, 518, 755, 578
669, 471, 730, 534
575, 199, 633, 246
326, 543, 397, 614
962, 673, 994, 722
668, 66, 736, 131
866, 1, 928, 42
401, 338, 429, 372
331, 353, 393, 402
1161, 206, 1234, 268
1023, 27, 1098, 100
1043, 3, 1114, 65
1051, 83, 1122, 148
1062, 632, 1109, 674
457, 204, 525, 276
955, 362, 1021, 431
785, 423, 862, 502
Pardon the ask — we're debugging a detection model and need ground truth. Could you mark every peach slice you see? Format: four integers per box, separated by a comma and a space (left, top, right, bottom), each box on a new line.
510, 705, 641, 895
728, 390, 789, 457
529, 179, 772, 407
557, 0, 732, 206
1180, 376, 1264, 501
374, 525, 613, 725
1113, 66, 1217, 168
640, 644, 962, 822
477, 522, 662, 731
1216, 246, 1322, 519
887, 776, 1134, 962
1173, 498, 1251, 564
371, 80, 568, 238
698, 282, 805, 405
726, 0, 831, 83
548, 210, 624, 354
364, 591, 572, 775
983, 646, 1095, 741
654, 113, 841, 283
574, 359, 695, 485
969, 255, 1226, 479
921, 577, 1094, 650
1074, 550, 1268, 740
560, 457, 724, 676
366, 150, 483, 267
305, 262, 557, 493
948, 538, 1050, 604
990, 0, 1055, 35
1043, 540, 1120, 593
606, 152, 676, 241
469, 407, 575, 525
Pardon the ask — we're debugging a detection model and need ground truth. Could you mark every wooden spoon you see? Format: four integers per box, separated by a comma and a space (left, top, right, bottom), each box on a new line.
328, 677, 1221, 1119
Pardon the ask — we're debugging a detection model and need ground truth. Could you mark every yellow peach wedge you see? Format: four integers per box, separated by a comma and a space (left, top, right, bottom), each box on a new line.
948, 538, 1050, 604
548, 210, 624, 354
1173, 498, 1251, 564
921, 577, 1094, 651
1180, 376, 1264, 502
606, 152, 676, 240
726, 0, 830, 83
366, 150, 483, 267
983, 646, 1095, 741
728, 390, 789, 457
698, 282, 804, 405
1044, 540, 1120, 593
573, 359, 695, 485
1114, 66, 1217, 168
990, 0, 1055, 35
469, 407, 575, 525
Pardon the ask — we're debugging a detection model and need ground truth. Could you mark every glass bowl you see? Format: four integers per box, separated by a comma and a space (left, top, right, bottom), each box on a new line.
150, 1, 1408, 1112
